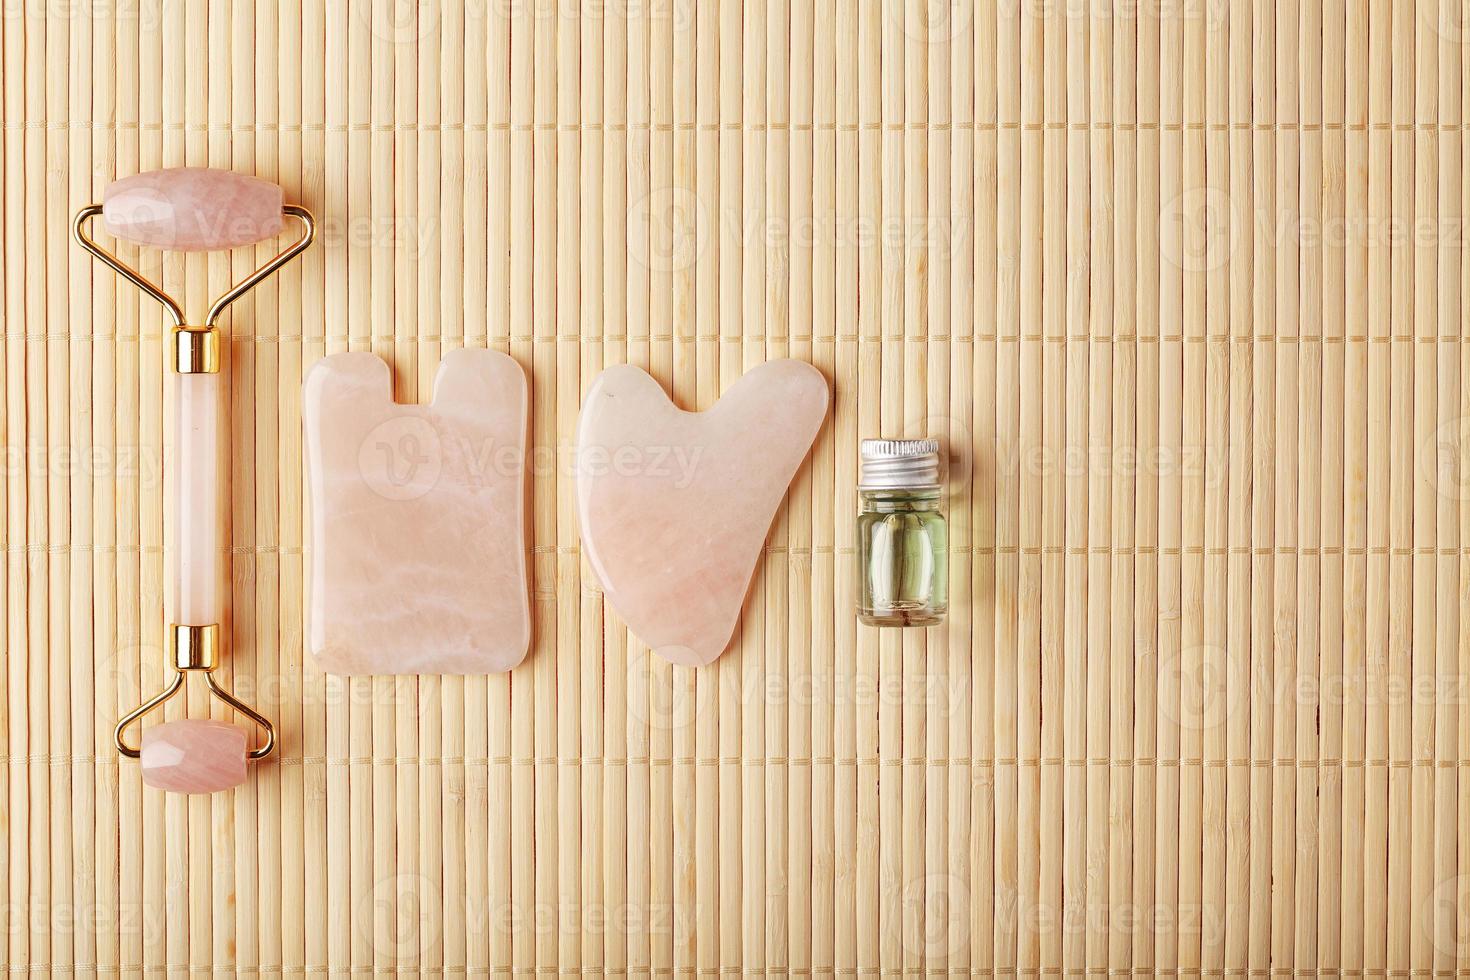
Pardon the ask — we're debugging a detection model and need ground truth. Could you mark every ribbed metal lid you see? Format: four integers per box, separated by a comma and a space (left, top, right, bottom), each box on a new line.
859, 438, 941, 489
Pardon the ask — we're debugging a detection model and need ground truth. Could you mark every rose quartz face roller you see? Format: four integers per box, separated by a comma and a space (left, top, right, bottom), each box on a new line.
74, 168, 315, 792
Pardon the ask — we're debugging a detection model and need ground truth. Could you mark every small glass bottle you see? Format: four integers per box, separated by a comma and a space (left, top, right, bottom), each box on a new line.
857, 438, 948, 627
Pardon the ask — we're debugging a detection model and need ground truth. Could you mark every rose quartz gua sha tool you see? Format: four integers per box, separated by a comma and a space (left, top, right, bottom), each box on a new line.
303, 349, 532, 674
577, 360, 829, 666
73, 168, 316, 792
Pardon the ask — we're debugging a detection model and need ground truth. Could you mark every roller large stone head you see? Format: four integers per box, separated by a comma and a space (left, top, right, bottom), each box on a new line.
103, 167, 286, 250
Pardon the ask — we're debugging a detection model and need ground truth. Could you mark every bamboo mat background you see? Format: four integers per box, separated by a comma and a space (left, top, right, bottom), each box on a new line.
7, 0, 1470, 975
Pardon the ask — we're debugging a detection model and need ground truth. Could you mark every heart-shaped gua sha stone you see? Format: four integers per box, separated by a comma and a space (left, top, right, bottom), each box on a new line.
304, 349, 531, 674
577, 360, 828, 666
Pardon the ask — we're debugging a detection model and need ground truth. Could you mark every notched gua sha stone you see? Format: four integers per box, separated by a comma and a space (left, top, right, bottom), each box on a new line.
103, 167, 285, 250
304, 349, 532, 674
576, 360, 829, 667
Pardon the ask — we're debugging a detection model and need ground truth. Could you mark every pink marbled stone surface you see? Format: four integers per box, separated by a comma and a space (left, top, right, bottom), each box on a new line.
576, 361, 828, 666
168, 372, 225, 626
103, 167, 284, 250
140, 719, 248, 793
304, 350, 531, 674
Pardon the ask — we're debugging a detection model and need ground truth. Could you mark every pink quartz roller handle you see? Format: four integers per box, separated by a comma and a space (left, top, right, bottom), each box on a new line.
103, 167, 285, 250
141, 718, 248, 792
168, 372, 226, 626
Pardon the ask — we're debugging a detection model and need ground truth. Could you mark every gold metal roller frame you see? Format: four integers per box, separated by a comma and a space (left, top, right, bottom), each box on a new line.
73, 201, 316, 762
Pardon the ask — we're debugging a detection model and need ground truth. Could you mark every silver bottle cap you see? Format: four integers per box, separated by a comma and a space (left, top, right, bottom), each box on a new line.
859, 438, 941, 489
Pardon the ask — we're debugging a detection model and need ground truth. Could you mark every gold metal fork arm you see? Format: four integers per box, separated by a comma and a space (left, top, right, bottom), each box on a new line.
113, 672, 185, 759
71, 204, 316, 329
113, 675, 277, 761
112, 624, 278, 761
204, 206, 316, 326
205, 673, 277, 760
72, 205, 186, 328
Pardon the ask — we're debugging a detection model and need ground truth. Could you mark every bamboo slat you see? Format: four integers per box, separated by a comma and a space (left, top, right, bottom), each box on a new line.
7, 0, 1470, 975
